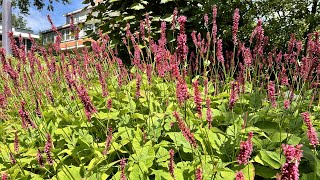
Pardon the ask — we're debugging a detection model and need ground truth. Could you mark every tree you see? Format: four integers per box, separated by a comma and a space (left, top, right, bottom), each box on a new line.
83, 0, 320, 52
254, 0, 320, 50
82, 0, 258, 62
0, 12, 30, 29
0, 0, 71, 14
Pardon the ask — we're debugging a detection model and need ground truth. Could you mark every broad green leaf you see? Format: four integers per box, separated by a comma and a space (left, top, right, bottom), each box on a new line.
242, 162, 255, 180
131, 113, 145, 120
151, 169, 174, 180
254, 150, 284, 169
160, 0, 174, 4
129, 164, 144, 179
123, 15, 135, 21
55, 166, 82, 180
215, 168, 235, 180
130, 3, 145, 10
255, 165, 278, 178
94, 111, 119, 120
270, 132, 289, 142
107, 11, 120, 17
156, 147, 169, 162
207, 130, 226, 153
167, 132, 193, 153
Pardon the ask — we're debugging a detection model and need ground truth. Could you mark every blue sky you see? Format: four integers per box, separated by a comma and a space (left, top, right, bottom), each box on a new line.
17, 0, 86, 33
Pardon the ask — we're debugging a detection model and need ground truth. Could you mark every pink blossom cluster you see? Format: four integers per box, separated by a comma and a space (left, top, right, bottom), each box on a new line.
268, 81, 276, 108
37, 149, 44, 167
196, 168, 202, 180
136, 73, 142, 98
75, 85, 97, 121
229, 81, 238, 109
235, 171, 245, 180
177, 16, 188, 63
232, 9, 240, 45
176, 78, 189, 105
216, 39, 225, 63
44, 133, 54, 165
237, 132, 254, 165
169, 149, 175, 178
14, 131, 19, 153
173, 111, 198, 148
9, 152, 16, 165
212, 5, 218, 44
279, 144, 303, 180
206, 98, 212, 129
0, 93, 7, 109
301, 112, 319, 148
103, 128, 113, 155
1, 173, 8, 180
120, 158, 127, 180
95, 63, 108, 97
18, 101, 37, 129
193, 80, 202, 118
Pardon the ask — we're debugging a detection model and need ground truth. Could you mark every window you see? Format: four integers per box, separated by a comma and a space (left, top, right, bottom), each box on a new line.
64, 29, 75, 41
66, 29, 70, 40
61, 29, 66, 42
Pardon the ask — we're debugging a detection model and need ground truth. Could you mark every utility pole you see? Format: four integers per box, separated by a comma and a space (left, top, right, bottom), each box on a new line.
2, 0, 12, 55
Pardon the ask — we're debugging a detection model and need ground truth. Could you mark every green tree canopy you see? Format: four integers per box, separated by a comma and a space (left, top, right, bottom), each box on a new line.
0, 12, 30, 29
83, 0, 320, 52
0, 0, 71, 14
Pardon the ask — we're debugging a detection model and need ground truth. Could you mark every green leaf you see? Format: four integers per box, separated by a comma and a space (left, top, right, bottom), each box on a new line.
123, 15, 135, 21
130, 141, 155, 170
167, 132, 193, 153
130, 3, 145, 10
255, 165, 278, 178
55, 166, 82, 180
156, 147, 169, 162
131, 113, 145, 120
129, 164, 144, 179
215, 168, 235, 180
207, 130, 226, 154
242, 162, 255, 180
254, 150, 284, 169
107, 11, 121, 17
160, 0, 174, 4
151, 169, 174, 180
94, 111, 119, 120
270, 132, 289, 142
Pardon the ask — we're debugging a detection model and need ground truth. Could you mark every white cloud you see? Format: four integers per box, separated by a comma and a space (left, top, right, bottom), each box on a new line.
20, 7, 51, 33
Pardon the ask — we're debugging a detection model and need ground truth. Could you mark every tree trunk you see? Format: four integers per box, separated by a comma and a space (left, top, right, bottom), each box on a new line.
2, 0, 13, 55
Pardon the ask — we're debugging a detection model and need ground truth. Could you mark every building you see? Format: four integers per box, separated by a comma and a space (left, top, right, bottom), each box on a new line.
41, 0, 102, 50
0, 22, 40, 52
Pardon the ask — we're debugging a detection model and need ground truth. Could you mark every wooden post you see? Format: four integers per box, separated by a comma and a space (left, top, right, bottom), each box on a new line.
2, 0, 13, 55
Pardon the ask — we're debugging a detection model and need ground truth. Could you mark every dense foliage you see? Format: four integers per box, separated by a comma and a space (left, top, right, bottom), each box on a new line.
0, 13, 30, 29
0, 0, 71, 14
84, 0, 320, 53
0, 6, 320, 180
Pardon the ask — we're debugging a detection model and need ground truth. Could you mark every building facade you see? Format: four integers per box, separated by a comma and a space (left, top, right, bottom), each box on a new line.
0, 23, 39, 52
41, 0, 102, 50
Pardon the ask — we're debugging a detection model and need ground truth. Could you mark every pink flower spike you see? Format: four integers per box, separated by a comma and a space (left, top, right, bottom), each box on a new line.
235, 171, 245, 180
193, 80, 202, 118
237, 132, 254, 165
232, 8, 240, 45
301, 112, 319, 148
279, 144, 303, 180
169, 149, 175, 178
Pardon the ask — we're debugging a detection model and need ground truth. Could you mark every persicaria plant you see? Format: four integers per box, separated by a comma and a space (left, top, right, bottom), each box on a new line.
0, 5, 319, 180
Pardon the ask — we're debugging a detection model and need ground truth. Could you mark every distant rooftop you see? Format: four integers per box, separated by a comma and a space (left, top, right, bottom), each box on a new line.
0, 21, 39, 39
